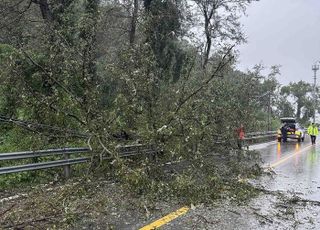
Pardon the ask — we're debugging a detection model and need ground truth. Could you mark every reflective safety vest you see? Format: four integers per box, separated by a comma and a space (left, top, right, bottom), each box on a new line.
308, 125, 319, 136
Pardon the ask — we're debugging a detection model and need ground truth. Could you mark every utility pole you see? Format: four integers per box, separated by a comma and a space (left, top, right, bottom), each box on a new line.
312, 64, 319, 123
267, 91, 271, 131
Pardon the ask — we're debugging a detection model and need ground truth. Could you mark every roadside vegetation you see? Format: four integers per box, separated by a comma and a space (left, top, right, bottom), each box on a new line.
1, 1, 320, 228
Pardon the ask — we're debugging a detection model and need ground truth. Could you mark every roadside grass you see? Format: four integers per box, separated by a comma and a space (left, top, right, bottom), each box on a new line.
0, 127, 88, 190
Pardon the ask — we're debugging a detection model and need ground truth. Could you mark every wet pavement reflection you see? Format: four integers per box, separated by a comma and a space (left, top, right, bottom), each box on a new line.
139, 139, 320, 229
256, 137, 320, 201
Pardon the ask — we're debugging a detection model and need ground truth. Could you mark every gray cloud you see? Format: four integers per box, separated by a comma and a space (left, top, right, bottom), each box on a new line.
236, 0, 320, 85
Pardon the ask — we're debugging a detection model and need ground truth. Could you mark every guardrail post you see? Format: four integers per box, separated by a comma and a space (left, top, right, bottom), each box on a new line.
31, 156, 39, 177
63, 152, 71, 179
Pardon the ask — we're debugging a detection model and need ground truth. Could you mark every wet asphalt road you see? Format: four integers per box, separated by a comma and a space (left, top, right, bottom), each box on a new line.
147, 139, 320, 229
256, 137, 320, 202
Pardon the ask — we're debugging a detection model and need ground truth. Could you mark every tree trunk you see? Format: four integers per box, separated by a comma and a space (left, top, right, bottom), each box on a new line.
296, 99, 302, 119
202, 7, 213, 69
38, 0, 53, 21
129, 0, 139, 45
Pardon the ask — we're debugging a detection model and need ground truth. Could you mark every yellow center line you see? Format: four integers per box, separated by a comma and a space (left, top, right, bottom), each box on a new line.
266, 143, 317, 170
139, 206, 190, 230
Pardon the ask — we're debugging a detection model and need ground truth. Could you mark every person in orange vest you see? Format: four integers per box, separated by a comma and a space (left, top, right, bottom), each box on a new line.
236, 124, 245, 149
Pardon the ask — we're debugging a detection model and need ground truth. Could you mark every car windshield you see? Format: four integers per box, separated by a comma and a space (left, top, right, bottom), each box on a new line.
280, 118, 296, 123
286, 123, 295, 130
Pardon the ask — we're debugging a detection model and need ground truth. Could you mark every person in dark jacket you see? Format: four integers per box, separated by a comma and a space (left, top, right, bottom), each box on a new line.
281, 124, 288, 142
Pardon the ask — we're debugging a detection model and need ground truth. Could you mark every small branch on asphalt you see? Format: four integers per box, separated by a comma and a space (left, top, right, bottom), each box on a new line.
196, 214, 220, 225
228, 209, 241, 216
3, 215, 59, 229
289, 196, 320, 206
0, 204, 16, 217
253, 211, 274, 223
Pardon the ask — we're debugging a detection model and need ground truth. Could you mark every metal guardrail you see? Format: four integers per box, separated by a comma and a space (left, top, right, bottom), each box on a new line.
0, 145, 158, 177
214, 131, 277, 144
116, 144, 158, 157
0, 147, 91, 177
0, 132, 276, 177
0, 147, 90, 161
244, 131, 277, 141
246, 131, 277, 136
0, 157, 90, 175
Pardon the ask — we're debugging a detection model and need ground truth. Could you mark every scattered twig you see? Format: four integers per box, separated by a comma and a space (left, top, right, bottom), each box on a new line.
0, 204, 16, 217
87, 135, 93, 151
253, 211, 273, 223
98, 137, 115, 156
289, 197, 320, 206
3, 215, 60, 229
196, 214, 220, 225
228, 209, 241, 216
256, 187, 320, 206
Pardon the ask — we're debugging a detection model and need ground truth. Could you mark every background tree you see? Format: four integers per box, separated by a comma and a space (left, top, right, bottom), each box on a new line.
0, 0, 289, 161
275, 95, 295, 118
281, 81, 312, 121
191, 0, 254, 69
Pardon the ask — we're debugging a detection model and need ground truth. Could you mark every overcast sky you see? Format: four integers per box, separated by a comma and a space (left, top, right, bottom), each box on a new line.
236, 0, 320, 86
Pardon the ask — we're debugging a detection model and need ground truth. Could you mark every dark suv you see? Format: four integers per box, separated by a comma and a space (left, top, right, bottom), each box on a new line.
277, 117, 305, 142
